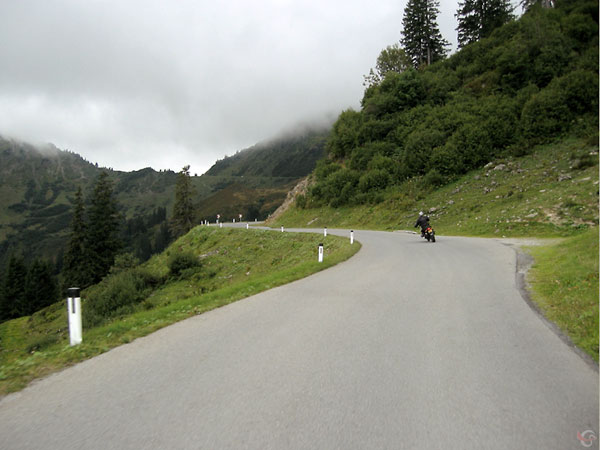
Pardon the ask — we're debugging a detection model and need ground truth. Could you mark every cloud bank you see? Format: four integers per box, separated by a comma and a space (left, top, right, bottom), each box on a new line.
0, 0, 496, 174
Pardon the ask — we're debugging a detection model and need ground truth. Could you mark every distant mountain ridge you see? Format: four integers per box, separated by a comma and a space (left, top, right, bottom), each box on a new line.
0, 125, 330, 269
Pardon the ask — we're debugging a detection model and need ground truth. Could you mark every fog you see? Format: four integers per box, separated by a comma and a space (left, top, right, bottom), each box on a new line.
0, 0, 519, 174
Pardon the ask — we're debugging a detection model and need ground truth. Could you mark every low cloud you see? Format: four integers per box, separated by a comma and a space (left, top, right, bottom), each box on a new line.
0, 0, 478, 174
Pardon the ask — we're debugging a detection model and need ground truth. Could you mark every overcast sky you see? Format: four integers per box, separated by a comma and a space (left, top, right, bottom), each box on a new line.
0, 0, 520, 175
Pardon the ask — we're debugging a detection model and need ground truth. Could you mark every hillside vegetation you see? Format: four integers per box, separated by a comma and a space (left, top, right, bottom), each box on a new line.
0, 226, 359, 394
273, 138, 598, 237
0, 126, 328, 271
300, 1, 597, 209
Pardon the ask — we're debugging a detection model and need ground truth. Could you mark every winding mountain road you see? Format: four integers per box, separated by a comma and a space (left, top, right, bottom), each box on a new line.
0, 228, 597, 449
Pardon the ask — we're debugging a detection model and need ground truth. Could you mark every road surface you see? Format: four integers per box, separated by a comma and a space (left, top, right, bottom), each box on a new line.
0, 228, 597, 449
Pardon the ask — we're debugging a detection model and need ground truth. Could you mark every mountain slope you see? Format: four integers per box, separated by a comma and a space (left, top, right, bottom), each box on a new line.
0, 124, 330, 269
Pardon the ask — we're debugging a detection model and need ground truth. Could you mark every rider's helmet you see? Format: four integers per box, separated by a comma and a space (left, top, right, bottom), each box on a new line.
419, 211, 424, 216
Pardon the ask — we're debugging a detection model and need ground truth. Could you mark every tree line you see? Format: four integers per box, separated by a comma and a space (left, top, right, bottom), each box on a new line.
0, 166, 197, 323
379, 0, 553, 79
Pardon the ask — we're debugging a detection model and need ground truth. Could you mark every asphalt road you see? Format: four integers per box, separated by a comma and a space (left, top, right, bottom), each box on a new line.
0, 228, 597, 449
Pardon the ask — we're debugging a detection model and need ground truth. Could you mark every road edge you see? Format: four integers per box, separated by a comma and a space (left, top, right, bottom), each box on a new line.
504, 242, 599, 372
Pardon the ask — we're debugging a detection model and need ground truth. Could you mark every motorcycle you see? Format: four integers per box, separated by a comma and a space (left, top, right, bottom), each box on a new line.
423, 226, 436, 243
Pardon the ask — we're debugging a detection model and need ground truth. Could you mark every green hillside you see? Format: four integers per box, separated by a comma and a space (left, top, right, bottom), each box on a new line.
299, 1, 597, 210
0, 125, 329, 270
0, 226, 360, 394
206, 126, 328, 178
272, 138, 598, 237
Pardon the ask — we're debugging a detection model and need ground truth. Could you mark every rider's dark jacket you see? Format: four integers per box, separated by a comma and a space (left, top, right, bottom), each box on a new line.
414, 215, 430, 231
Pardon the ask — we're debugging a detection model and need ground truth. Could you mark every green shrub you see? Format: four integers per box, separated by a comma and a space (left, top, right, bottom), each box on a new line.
326, 109, 363, 159
358, 169, 391, 193
83, 268, 163, 327
168, 252, 201, 278
520, 85, 571, 139
421, 169, 447, 188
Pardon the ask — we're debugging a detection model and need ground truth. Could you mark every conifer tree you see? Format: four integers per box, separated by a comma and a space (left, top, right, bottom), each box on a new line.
401, 0, 449, 68
87, 172, 122, 284
24, 259, 59, 315
456, 0, 514, 48
170, 166, 196, 239
63, 187, 92, 289
0, 255, 27, 321
154, 222, 171, 254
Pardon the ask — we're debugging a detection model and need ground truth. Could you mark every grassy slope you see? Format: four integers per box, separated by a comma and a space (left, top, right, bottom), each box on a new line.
526, 228, 598, 361
0, 226, 360, 395
272, 139, 598, 236
271, 138, 599, 361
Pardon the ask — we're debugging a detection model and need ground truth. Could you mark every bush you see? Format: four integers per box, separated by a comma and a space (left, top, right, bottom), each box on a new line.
326, 109, 363, 159
358, 169, 391, 193
520, 85, 571, 139
83, 267, 163, 327
421, 169, 447, 188
168, 252, 201, 278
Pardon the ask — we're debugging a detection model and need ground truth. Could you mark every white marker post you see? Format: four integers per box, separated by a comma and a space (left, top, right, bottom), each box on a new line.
350, 230, 354, 244
318, 243, 324, 263
67, 287, 82, 346
246, 223, 249, 229
281, 226, 284, 232
324, 227, 327, 237
220, 222, 223, 228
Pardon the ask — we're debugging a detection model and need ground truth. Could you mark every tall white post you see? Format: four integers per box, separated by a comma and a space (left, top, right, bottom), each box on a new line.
220, 222, 223, 228
246, 223, 249, 229
67, 287, 82, 346
281, 226, 284, 232
324, 227, 327, 237
350, 230, 354, 245
318, 243, 324, 263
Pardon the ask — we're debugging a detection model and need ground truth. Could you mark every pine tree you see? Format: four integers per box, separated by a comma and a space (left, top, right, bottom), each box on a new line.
169, 166, 196, 239
87, 172, 122, 284
0, 255, 27, 321
24, 259, 59, 315
154, 222, 171, 254
520, 0, 554, 12
401, 0, 449, 68
63, 187, 92, 289
456, 0, 515, 48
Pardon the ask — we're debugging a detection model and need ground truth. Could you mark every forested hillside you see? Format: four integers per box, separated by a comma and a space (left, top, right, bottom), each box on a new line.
303, 0, 598, 208
0, 124, 328, 322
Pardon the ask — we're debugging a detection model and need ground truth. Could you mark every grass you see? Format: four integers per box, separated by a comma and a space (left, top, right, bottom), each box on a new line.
0, 226, 360, 395
526, 227, 599, 362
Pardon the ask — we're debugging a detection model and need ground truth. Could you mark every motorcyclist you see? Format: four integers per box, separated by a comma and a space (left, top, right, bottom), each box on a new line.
414, 211, 430, 237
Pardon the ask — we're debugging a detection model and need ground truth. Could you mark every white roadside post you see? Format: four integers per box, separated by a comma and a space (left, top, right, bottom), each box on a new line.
318, 243, 324, 263
220, 222, 223, 228
246, 223, 249, 229
350, 230, 354, 244
67, 287, 82, 346
324, 227, 327, 237
281, 226, 284, 232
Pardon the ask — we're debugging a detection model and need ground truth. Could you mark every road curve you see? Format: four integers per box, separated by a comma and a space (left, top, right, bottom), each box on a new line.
0, 228, 597, 449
